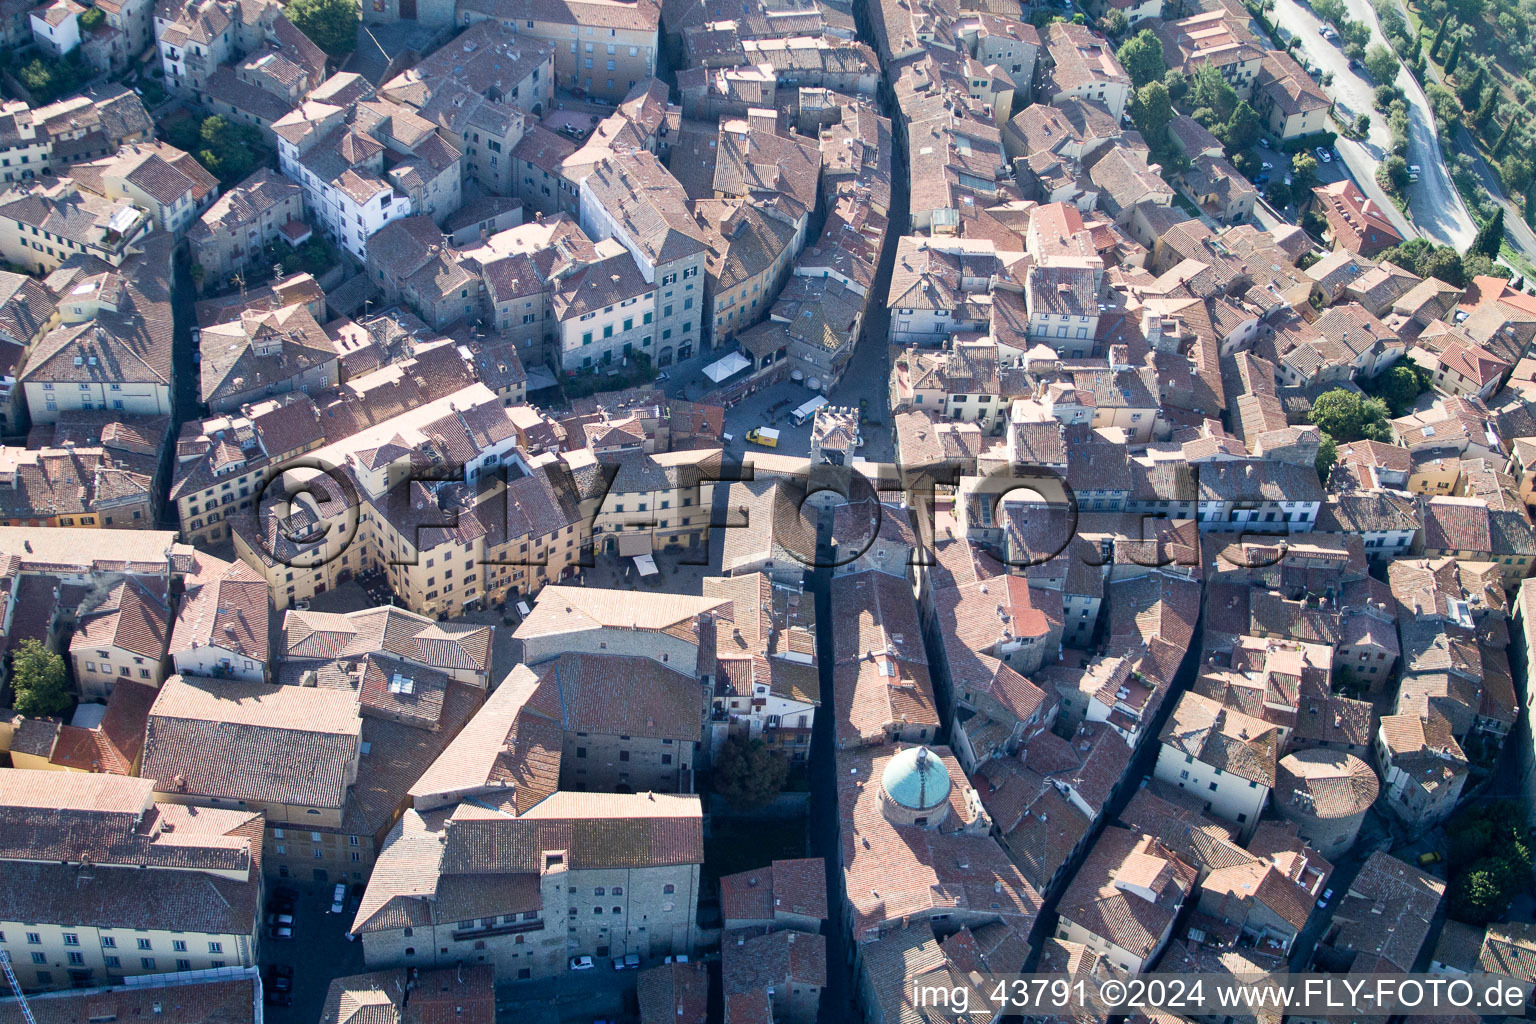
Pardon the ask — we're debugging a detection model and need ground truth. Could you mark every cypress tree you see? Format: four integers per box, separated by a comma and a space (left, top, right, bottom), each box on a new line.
1409, 34, 1422, 64
1474, 207, 1505, 258
1460, 64, 1485, 108
1445, 33, 1463, 75
1495, 118, 1516, 156
1525, 189, 1535, 229
1429, 16, 1451, 59
1475, 90, 1498, 133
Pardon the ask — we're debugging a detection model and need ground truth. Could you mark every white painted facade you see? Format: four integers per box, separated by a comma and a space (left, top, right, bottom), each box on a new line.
1152, 742, 1269, 839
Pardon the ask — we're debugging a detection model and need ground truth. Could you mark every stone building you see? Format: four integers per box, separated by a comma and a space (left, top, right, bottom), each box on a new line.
353, 791, 703, 977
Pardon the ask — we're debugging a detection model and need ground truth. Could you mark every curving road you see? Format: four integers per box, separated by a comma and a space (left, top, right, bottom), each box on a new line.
1267, 0, 1476, 249
1383, 0, 1536, 267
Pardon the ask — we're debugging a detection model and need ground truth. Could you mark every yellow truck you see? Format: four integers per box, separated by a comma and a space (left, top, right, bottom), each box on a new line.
745, 427, 780, 447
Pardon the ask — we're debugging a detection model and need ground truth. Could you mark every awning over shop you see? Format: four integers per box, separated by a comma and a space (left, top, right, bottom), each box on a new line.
633, 553, 658, 576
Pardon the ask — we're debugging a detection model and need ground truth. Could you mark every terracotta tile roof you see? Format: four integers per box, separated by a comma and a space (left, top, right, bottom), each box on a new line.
1328, 851, 1444, 971
637, 962, 709, 1024
1058, 826, 1198, 961
69, 576, 170, 661
320, 966, 495, 1024
408, 664, 562, 813
170, 554, 270, 665
719, 857, 827, 923
536, 651, 702, 740
838, 744, 1041, 942
284, 606, 492, 678
143, 674, 362, 809
45, 680, 156, 774
514, 585, 728, 644
1159, 691, 1278, 787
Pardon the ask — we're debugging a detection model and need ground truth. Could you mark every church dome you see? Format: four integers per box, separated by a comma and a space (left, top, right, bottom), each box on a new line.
880, 746, 951, 812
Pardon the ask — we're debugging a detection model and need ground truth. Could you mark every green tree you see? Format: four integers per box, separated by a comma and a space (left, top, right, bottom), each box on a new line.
1459, 64, 1486, 108
1445, 803, 1534, 925
1190, 62, 1238, 122
9, 638, 70, 717
1474, 206, 1506, 257
1162, 68, 1188, 103
1409, 33, 1422, 64
196, 115, 265, 186
1369, 362, 1427, 414
1475, 89, 1498, 132
78, 5, 103, 29
1445, 32, 1464, 74
1308, 389, 1393, 442
1116, 28, 1166, 88
1448, 0, 1485, 23
1503, 154, 1535, 192
1380, 153, 1411, 192
1526, 187, 1535, 228
1315, 433, 1339, 481
1364, 43, 1399, 82
285, 0, 359, 57
1381, 237, 1469, 285
1101, 7, 1128, 36
1132, 80, 1173, 146
1494, 118, 1516, 156
1219, 99, 1262, 153
1429, 15, 1452, 59
712, 736, 788, 808
1292, 151, 1319, 194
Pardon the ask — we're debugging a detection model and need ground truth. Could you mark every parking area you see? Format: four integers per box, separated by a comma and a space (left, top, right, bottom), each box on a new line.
260, 880, 367, 1024
655, 333, 896, 465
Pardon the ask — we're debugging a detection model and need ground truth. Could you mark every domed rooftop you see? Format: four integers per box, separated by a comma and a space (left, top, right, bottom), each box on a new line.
1276, 749, 1379, 818
881, 746, 951, 811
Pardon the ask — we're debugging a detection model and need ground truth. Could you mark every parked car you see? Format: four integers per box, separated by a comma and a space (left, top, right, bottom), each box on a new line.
268, 923, 293, 940
266, 913, 295, 928
1316, 887, 1335, 908
330, 883, 346, 914
1260, 161, 1273, 171
263, 989, 292, 1007
569, 956, 595, 971
1419, 850, 1443, 866
1408, 163, 1421, 182
1315, 146, 1333, 163
665, 955, 690, 964
1254, 173, 1269, 184
613, 954, 640, 971
1259, 137, 1272, 148
265, 965, 295, 993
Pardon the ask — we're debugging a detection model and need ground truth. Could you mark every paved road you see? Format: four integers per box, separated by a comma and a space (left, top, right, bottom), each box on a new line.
1382, 0, 1536, 265
1267, 0, 1474, 249
1344, 0, 1479, 249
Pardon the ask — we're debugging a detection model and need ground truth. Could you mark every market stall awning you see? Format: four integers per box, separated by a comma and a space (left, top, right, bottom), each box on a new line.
633, 553, 658, 576
703, 351, 750, 383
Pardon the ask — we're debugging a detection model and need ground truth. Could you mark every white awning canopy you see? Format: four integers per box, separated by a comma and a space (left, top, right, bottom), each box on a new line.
633, 553, 658, 576
703, 351, 750, 383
